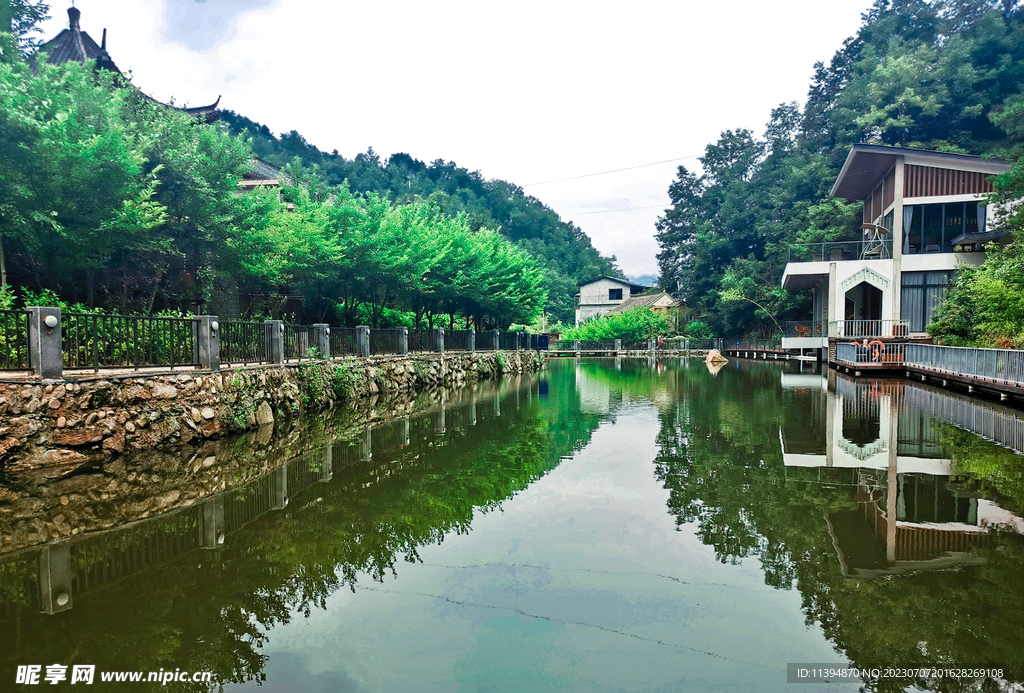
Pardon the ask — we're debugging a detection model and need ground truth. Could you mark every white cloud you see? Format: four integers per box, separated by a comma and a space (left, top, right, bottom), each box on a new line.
42, 0, 873, 275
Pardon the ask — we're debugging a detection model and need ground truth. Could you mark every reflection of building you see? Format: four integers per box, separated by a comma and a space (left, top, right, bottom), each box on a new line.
780, 371, 1023, 578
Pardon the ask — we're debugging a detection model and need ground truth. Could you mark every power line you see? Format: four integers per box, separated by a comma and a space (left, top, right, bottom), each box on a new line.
522, 155, 700, 187
565, 204, 667, 215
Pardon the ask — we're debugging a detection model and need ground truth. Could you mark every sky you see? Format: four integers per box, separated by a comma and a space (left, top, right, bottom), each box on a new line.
39, 0, 876, 278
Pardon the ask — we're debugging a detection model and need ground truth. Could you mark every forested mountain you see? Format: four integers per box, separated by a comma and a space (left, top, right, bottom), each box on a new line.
657, 0, 1024, 338
219, 111, 620, 325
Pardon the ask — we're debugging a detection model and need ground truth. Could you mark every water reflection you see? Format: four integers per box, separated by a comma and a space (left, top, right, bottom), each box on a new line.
3, 359, 1024, 691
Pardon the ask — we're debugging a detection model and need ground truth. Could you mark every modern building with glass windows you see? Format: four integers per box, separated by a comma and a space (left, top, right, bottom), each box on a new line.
781, 145, 1011, 355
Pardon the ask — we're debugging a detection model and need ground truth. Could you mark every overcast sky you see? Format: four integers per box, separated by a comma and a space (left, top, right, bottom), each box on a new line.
41, 0, 874, 278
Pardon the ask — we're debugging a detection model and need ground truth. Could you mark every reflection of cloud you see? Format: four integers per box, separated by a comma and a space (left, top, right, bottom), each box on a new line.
162, 0, 276, 51
228, 652, 371, 693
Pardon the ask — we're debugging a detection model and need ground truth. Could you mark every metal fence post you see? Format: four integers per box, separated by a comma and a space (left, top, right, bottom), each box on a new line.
491, 329, 500, 350
399, 327, 409, 355
356, 326, 370, 358
468, 330, 476, 352
431, 328, 445, 354
265, 320, 284, 364
313, 323, 330, 358
196, 315, 220, 372
27, 306, 62, 379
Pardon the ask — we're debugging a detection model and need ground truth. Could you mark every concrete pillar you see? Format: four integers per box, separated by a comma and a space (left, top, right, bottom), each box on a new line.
27, 306, 62, 380
398, 327, 409, 356
467, 330, 476, 352
400, 417, 411, 445
469, 401, 477, 426
199, 495, 226, 549
493, 395, 500, 417
647, 338, 655, 351
38, 544, 73, 615
491, 329, 500, 350
886, 395, 899, 564
828, 262, 838, 334
431, 409, 446, 434
265, 320, 284, 364
356, 326, 370, 358
613, 339, 621, 351
313, 324, 330, 358
892, 156, 905, 323
272, 465, 288, 510
431, 328, 445, 353
573, 340, 581, 352
196, 315, 220, 372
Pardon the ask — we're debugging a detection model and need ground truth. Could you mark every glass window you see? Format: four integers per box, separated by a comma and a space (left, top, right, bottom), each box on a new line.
609, 288, 623, 301
922, 204, 943, 252
904, 205, 923, 254
901, 271, 952, 332
964, 200, 980, 235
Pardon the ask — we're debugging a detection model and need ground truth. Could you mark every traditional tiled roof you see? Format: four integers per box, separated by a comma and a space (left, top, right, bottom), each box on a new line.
607, 291, 677, 314
34, 7, 221, 123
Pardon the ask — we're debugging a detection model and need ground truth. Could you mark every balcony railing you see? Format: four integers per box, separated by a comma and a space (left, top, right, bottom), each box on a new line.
905, 344, 1024, 386
787, 239, 893, 263
783, 321, 825, 338
835, 342, 907, 366
828, 320, 909, 338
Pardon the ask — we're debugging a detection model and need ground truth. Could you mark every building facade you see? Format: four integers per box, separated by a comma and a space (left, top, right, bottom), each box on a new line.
781, 145, 1011, 354
574, 276, 647, 325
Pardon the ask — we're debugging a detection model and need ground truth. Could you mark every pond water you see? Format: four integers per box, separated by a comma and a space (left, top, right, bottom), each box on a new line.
3, 358, 1024, 692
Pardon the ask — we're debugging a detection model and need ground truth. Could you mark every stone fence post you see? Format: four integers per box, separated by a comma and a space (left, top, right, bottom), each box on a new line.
313, 323, 330, 358
467, 330, 476, 352
573, 340, 581, 352
491, 329, 500, 350
399, 327, 409, 355
613, 339, 622, 351
38, 544, 73, 614
27, 306, 62, 380
265, 320, 284, 364
196, 315, 220, 372
431, 328, 445, 353
199, 495, 225, 549
356, 326, 370, 358
647, 338, 655, 351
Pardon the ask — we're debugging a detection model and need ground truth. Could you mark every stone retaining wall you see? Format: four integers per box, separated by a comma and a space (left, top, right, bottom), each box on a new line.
0, 351, 544, 480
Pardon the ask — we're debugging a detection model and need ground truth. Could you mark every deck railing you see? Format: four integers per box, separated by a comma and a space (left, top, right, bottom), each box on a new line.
835, 341, 907, 365
787, 239, 893, 263
62, 313, 199, 371
829, 320, 909, 338
729, 339, 782, 351
905, 343, 1024, 386
0, 310, 30, 371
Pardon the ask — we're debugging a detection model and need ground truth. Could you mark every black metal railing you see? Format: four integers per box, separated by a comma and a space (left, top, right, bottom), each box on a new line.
578, 339, 616, 350
729, 339, 782, 350
284, 324, 316, 360
408, 329, 431, 353
329, 327, 359, 357
62, 313, 199, 371
787, 239, 893, 263
370, 328, 405, 355
447, 330, 474, 352
476, 331, 497, 351
220, 320, 272, 365
621, 338, 650, 350
0, 310, 30, 370
499, 332, 519, 350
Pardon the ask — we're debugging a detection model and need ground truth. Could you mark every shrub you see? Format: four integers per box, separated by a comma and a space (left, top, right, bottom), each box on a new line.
561, 307, 671, 340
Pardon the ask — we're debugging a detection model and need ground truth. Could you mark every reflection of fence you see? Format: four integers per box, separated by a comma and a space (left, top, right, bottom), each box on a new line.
904, 382, 1024, 455
221, 320, 272, 365
62, 313, 198, 371
0, 310, 30, 371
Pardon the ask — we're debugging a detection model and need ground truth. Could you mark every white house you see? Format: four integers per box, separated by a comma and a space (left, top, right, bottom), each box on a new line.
574, 275, 648, 325
781, 144, 1012, 355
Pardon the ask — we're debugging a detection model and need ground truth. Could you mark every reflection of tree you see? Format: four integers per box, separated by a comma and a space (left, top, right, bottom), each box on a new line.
652, 363, 1024, 692
0, 370, 605, 690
